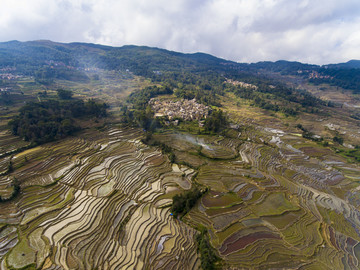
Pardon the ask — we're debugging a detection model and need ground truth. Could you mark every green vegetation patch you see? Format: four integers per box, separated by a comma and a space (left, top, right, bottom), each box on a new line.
171, 187, 206, 218
202, 192, 242, 208
196, 227, 221, 270
200, 144, 237, 160
251, 192, 299, 217
8, 99, 107, 144
7, 238, 36, 269
205, 203, 243, 217
299, 146, 333, 158
173, 150, 206, 169
336, 147, 360, 163
196, 164, 245, 192
215, 222, 245, 246
263, 208, 304, 229
319, 207, 360, 241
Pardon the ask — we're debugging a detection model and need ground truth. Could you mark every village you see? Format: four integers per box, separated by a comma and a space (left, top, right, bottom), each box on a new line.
225, 78, 258, 89
0, 87, 11, 93
308, 71, 333, 79
0, 73, 23, 80
0, 67, 23, 80
149, 98, 210, 125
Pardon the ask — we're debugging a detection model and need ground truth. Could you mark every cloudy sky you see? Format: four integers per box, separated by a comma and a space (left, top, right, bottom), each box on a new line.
0, 0, 360, 64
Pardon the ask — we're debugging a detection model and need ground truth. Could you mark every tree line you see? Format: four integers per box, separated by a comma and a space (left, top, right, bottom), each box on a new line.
171, 187, 206, 218
8, 97, 107, 144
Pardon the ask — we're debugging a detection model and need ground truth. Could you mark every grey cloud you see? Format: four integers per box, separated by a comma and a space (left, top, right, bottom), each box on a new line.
0, 0, 359, 64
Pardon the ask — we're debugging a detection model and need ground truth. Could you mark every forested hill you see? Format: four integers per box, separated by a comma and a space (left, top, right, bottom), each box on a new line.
0, 40, 238, 77
1, 40, 360, 91
247, 60, 360, 92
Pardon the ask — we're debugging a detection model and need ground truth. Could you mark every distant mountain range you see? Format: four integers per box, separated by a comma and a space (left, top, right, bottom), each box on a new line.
0, 40, 358, 70
0, 40, 359, 91
325, 59, 360, 69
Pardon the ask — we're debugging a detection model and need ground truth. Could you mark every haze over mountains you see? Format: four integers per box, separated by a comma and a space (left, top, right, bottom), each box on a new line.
1, 39, 359, 68
1, 40, 360, 93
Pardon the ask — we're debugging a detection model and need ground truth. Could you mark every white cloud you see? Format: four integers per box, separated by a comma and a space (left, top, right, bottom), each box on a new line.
0, 0, 359, 64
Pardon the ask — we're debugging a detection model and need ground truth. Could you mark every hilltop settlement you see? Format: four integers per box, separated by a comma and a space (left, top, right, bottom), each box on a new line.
149, 98, 210, 122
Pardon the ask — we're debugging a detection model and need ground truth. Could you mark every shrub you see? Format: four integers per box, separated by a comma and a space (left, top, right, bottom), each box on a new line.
171, 187, 205, 217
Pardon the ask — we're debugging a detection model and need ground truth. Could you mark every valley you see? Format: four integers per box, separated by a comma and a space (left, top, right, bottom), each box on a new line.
0, 41, 360, 269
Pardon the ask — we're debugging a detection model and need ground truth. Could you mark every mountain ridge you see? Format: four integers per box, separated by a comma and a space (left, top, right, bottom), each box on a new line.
1, 40, 360, 92
0, 40, 358, 68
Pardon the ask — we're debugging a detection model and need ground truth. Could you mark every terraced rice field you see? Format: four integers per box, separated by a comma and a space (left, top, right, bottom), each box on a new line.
0, 127, 200, 269
165, 126, 360, 269
1, 120, 360, 269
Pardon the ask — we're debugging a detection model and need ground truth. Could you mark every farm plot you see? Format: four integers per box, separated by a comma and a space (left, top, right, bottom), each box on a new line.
1, 119, 360, 269
0, 127, 200, 270
153, 132, 239, 160
182, 126, 360, 269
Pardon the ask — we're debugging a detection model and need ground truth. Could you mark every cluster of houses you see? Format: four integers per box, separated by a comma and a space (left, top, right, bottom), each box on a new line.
45, 60, 67, 67
82, 67, 100, 72
308, 71, 332, 80
0, 87, 11, 92
0, 73, 22, 80
45, 61, 105, 74
0, 67, 16, 72
0, 67, 22, 80
225, 79, 258, 90
45, 60, 76, 70
297, 70, 333, 80
149, 98, 210, 123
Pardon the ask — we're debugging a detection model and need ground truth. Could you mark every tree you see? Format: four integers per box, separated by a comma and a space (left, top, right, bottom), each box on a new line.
8, 99, 107, 144
333, 136, 344, 145
204, 109, 228, 133
171, 188, 204, 217
57, 89, 73, 100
